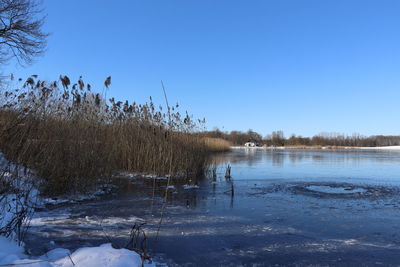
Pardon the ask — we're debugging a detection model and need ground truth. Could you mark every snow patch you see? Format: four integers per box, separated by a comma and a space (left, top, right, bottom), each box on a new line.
0, 237, 157, 267
359, 146, 400, 150
306, 185, 367, 194
183, 184, 199, 189
40, 184, 118, 207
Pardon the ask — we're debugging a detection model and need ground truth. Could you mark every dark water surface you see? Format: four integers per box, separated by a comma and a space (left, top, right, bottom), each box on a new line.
26, 148, 400, 266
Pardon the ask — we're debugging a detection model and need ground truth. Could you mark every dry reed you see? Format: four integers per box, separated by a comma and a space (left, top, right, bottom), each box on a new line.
0, 75, 210, 195
202, 137, 231, 152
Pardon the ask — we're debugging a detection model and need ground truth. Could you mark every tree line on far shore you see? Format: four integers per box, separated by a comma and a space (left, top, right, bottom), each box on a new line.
199, 129, 400, 147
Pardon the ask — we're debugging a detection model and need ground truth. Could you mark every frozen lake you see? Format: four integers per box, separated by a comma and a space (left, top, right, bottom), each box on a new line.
26, 148, 400, 266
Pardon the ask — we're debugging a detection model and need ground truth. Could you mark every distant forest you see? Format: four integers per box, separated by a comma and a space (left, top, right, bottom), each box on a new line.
199, 129, 400, 147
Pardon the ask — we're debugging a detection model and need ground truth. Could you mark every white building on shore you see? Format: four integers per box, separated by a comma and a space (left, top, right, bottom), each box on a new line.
244, 141, 258, 147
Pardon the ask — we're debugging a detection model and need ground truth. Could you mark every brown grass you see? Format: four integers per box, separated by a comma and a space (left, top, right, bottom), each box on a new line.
0, 75, 210, 195
202, 137, 231, 152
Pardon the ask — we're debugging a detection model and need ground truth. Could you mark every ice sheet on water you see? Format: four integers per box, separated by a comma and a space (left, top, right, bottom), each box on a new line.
306, 185, 367, 194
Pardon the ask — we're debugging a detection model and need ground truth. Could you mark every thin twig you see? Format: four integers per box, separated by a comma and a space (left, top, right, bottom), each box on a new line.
67, 253, 75, 266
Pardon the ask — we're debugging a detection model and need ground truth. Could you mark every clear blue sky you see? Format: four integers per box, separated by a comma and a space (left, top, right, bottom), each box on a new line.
5, 0, 400, 137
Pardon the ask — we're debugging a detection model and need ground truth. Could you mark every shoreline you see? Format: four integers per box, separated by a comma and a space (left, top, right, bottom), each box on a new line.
231, 145, 400, 150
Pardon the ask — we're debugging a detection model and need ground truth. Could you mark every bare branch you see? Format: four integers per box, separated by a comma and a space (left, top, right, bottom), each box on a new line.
0, 0, 48, 65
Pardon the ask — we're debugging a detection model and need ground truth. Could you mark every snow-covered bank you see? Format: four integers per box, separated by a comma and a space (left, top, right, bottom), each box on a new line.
0, 237, 156, 267
358, 146, 400, 150
0, 189, 160, 267
0, 187, 158, 267
231, 145, 400, 150
0, 154, 162, 267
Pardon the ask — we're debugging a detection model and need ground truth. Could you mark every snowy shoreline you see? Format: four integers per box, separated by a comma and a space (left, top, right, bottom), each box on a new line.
231, 145, 400, 150
0, 154, 160, 267
357, 146, 400, 150
0, 238, 156, 267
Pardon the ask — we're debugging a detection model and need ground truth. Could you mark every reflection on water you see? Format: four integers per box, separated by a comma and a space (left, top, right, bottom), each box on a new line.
25, 148, 400, 266
216, 148, 400, 165
212, 148, 400, 185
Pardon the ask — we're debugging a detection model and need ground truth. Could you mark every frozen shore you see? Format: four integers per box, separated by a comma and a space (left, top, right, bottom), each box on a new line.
0, 152, 159, 267
231, 145, 400, 150
358, 146, 400, 150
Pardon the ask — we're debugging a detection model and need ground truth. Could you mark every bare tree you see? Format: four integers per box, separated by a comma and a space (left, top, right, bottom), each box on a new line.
0, 0, 47, 65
